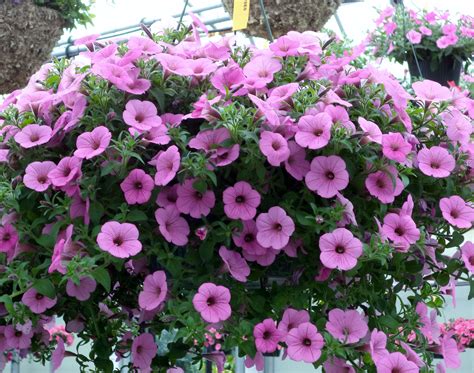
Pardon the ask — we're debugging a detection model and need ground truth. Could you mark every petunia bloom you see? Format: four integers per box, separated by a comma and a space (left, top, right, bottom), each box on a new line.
460, 241, 474, 273
97, 221, 142, 258
417, 146, 455, 178
375, 352, 419, 373
295, 113, 332, 150
253, 318, 285, 353
326, 309, 368, 343
23, 161, 56, 192
120, 169, 154, 205
154, 145, 180, 186
176, 179, 215, 218
278, 308, 310, 335
382, 213, 420, 246
219, 246, 250, 282
412, 80, 451, 102
192, 283, 231, 323
4, 325, 33, 349
48, 157, 82, 187
305, 156, 349, 198
382, 132, 411, 163
286, 322, 324, 363
155, 206, 190, 246
256, 206, 295, 250
132, 333, 158, 371
365, 168, 404, 204
123, 99, 162, 131
66, 277, 96, 301
406, 30, 422, 44
14, 124, 52, 148
284, 141, 310, 180
223, 181, 261, 220
370, 329, 389, 363
319, 228, 363, 271
22, 288, 57, 314
439, 196, 474, 229
74, 126, 111, 159
138, 271, 168, 311
259, 131, 290, 166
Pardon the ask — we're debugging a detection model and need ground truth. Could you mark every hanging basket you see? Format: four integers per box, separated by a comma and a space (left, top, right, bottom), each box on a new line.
222, 0, 341, 39
407, 54, 462, 87
0, 0, 65, 94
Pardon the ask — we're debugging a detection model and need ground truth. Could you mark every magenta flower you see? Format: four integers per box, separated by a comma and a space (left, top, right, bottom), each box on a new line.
154, 145, 180, 186
223, 181, 261, 220
269, 35, 300, 57
176, 179, 215, 218
97, 221, 142, 258
382, 213, 420, 246
286, 322, 324, 363
326, 309, 368, 343
232, 219, 266, 254
319, 228, 363, 271
120, 169, 154, 205
4, 325, 33, 349
74, 126, 111, 159
48, 156, 82, 187
305, 156, 349, 198
324, 357, 355, 373
23, 161, 56, 192
243, 56, 282, 84
444, 109, 472, 145
123, 99, 161, 131
375, 352, 419, 373
66, 277, 96, 301
52, 338, 65, 372
278, 308, 310, 334
14, 124, 52, 148
295, 113, 332, 150
358, 117, 382, 144
436, 34, 458, 49
382, 133, 411, 162
189, 127, 230, 152
419, 26, 432, 36
155, 206, 190, 246
406, 30, 422, 44
370, 329, 389, 363
256, 206, 295, 250
0, 223, 18, 253
461, 241, 474, 273
192, 283, 231, 323
21, 288, 57, 314
440, 335, 461, 369
417, 146, 455, 178
439, 196, 474, 229
156, 184, 178, 208
253, 318, 285, 353
365, 168, 404, 204
131, 333, 157, 371
412, 80, 451, 102
259, 131, 290, 166
138, 271, 168, 311
284, 141, 310, 180
218, 246, 250, 282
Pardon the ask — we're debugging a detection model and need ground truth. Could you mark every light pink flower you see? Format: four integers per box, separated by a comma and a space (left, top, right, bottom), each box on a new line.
319, 228, 363, 271
400, 341, 424, 368
358, 117, 382, 144
132, 333, 157, 370
243, 56, 282, 84
23, 161, 56, 192
0, 224, 18, 253
382, 213, 420, 246
365, 168, 404, 204
155, 206, 190, 246
219, 246, 250, 282
461, 241, 474, 273
66, 277, 96, 301
48, 156, 82, 187
138, 271, 168, 311
286, 322, 324, 363
444, 109, 472, 145
406, 30, 422, 44
326, 309, 368, 343
417, 146, 455, 178
4, 325, 33, 349
305, 156, 349, 198
233, 219, 266, 254
259, 131, 290, 166
120, 169, 154, 204
295, 113, 332, 150
154, 145, 180, 186
284, 141, 310, 180
256, 206, 295, 250
440, 335, 461, 369
436, 34, 458, 49
382, 133, 411, 162
14, 124, 52, 148
192, 283, 231, 323
74, 126, 111, 159
253, 318, 285, 353
21, 288, 57, 314
419, 26, 432, 36
412, 80, 451, 102
156, 184, 178, 208
269, 35, 300, 57
176, 179, 215, 218
323, 357, 355, 373
123, 100, 161, 131
370, 329, 389, 363
97, 221, 142, 258
223, 181, 261, 220
375, 352, 419, 373
278, 308, 310, 335
440, 196, 474, 229
52, 338, 65, 372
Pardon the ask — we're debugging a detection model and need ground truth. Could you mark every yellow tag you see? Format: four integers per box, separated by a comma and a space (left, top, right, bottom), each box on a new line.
232, 0, 251, 31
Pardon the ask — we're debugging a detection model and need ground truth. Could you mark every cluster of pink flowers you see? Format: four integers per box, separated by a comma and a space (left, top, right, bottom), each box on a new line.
0, 10, 473, 373
441, 318, 474, 349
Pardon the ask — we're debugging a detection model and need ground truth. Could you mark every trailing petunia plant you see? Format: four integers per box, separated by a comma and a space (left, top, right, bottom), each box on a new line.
0, 16, 473, 373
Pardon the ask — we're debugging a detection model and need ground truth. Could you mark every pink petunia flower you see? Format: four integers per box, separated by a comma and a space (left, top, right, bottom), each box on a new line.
460, 241, 474, 273
259, 131, 290, 166
278, 308, 310, 335
156, 184, 179, 208
132, 333, 158, 371
436, 34, 458, 49
154, 145, 180, 186
48, 156, 82, 187
23, 161, 56, 192
305, 156, 349, 198
323, 357, 355, 373
365, 168, 404, 204
443, 109, 472, 145
21, 288, 57, 314
286, 322, 324, 363
66, 277, 96, 301
370, 329, 389, 363
0, 223, 18, 253
419, 26, 432, 36
439, 196, 474, 229
120, 169, 154, 205
14, 124, 52, 148
4, 325, 33, 349
256, 206, 295, 250
233, 219, 266, 254
243, 246, 278, 267
243, 56, 282, 84
97, 221, 142, 258
192, 283, 231, 323
382, 132, 411, 162
223, 181, 261, 220
295, 113, 332, 150
176, 179, 215, 218
326, 309, 368, 343
123, 100, 162, 131
382, 213, 420, 246
74, 126, 111, 159
412, 80, 451, 102
319, 228, 363, 271
52, 338, 65, 372
253, 318, 285, 353
219, 246, 250, 283
358, 117, 382, 144
269, 35, 300, 57
440, 334, 461, 369
155, 206, 190, 246
375, 352, 419, 373
284, 140, 310, 180
406, 30, 422, 44
417, 146, 455, 178
138, 271, 168, 311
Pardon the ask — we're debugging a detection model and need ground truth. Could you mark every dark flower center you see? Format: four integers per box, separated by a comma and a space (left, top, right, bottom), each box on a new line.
258, 70, 269, 78
430, 162, 440, 169
92, 141, 101, 150
206, 296, 215, 306
35, 293, 44, 300
134, 182, 143, 190
194, 66, 204, 74
394, 227, 405, 236
136, 345, 143, 354
391, 369, 401, 373
450, 209, 460, 219
326, 171, 335, 180
3, 234, 11, 241
303, 338, 312, 346
195, 191, 203, 199
30, 134, 40, 142
391, 144, 399, 151
335, 246, 345, 254
313, 129, 323, 137
262, 331, 271, 340
273, 223, 283, 231
62, 167, 71, 176
113, 236, 124, 246
135, 113, 145, 123
244, 233, 254, 242
469, 256, 474, 266
236, 195, 245, 203
15, 331, 22, 337
271, 141, 281, 151
37, 176, 47, 184
376, 179, 385, 188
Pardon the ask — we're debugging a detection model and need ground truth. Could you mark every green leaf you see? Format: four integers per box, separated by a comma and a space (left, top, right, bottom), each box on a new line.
0, 295, 14, 314
149, 88, 166, 112
446, 231, 464, 248
468, 278, 474, 301
192, 179, 207, 194
33, 279, 56, 299
378, 315, 399, 329
199, 239, 215, 262
92, 268, 111, 292
127, 210, 148, 222
89, 202, 104, 225
436, 272, 450, 287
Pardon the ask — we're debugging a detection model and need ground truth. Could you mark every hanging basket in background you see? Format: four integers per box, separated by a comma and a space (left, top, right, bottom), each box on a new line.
0, 0, 65, 94
222, 0, 341, 39
407, 54, 463, 87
